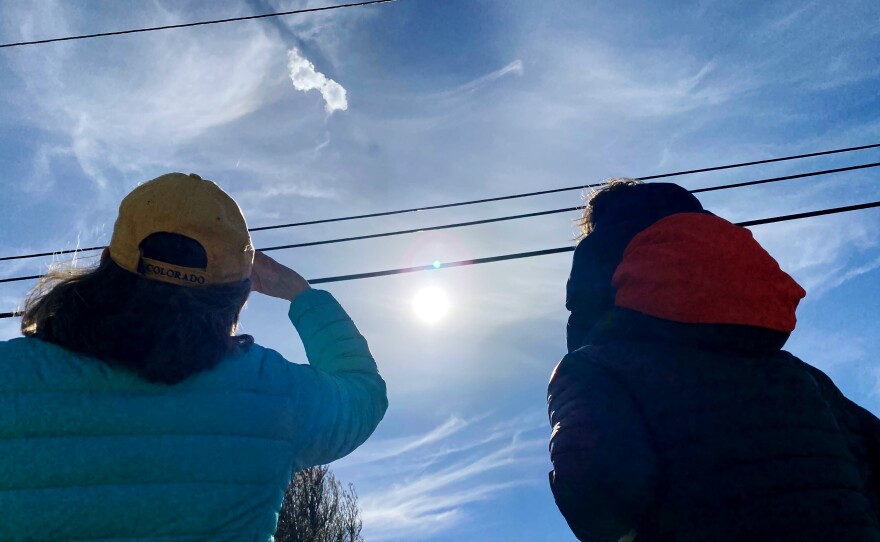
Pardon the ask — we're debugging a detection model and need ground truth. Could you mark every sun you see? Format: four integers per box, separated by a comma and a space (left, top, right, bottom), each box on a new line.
412, 286, 451, 324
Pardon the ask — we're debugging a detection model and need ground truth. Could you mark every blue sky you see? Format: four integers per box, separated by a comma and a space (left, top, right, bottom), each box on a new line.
1, 0, 880, 540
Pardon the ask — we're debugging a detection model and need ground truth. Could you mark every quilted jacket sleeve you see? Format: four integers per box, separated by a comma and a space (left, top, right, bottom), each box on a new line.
281, 289, 388, 469
847, 401, 880, 511
548, 349, 658, 542
803, 362, 880, 516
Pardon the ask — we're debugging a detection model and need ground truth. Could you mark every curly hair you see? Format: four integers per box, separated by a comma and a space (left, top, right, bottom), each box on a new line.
21, 233, 253, 385
577, 178, 643, 238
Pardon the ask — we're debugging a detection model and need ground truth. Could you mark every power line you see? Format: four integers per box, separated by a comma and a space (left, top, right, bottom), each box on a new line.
248, 142, 880, 232
3, 160, 878, 264
0, 0, 399, 49
689, 162, 880, 194
1, 199, 878, 307
261, 207, 581, 252
309, 199, 880, 282
216, 162, 880, 252
308, 247, 575, 285
1, 274, 41, 285
737, 200, 880, 227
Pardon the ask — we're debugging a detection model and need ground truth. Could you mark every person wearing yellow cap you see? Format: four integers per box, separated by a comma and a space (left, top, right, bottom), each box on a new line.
0, 173, 388, 540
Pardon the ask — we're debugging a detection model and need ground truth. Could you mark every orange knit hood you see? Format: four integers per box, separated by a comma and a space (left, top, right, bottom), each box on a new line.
612, 213, 806, 332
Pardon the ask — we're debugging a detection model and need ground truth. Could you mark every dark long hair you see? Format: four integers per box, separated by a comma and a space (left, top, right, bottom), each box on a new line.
21, 233, 253, 385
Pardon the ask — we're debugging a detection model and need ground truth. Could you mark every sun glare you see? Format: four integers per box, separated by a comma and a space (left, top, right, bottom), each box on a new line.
412, 286, 451, 324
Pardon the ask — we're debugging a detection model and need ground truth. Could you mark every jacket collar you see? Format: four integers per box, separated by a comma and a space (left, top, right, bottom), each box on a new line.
582, 308, 791, 355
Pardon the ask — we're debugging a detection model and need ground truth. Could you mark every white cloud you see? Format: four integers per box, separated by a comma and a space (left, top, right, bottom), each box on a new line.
358, 436, 543, 542
769, 1, 818, 31
1, 0, 287, 190
236, 181, 339, 204
821, 255, 880, 293
342, 415, 472, 466
334, 413, 547, 541
572, 54, 733, 117
788, 326, 867, 374
287, 47, 348, 114
440, 59, 525, 97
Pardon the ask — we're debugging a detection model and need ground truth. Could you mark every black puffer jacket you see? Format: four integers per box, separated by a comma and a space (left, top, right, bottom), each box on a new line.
549, 188, 880, 542
550, 310, 880, 541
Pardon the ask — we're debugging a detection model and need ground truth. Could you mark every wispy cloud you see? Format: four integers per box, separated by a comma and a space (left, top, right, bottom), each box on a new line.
555, 49, 737, 118
820, 255, 880, 293
343, 415, 472, 466
335, 413, 547, 541
769, 1, 818, 31
440, 59, 525, 97
24, 145, 74, 194
236, 181, 339, 203
287, 47, 348, 114
1, 0, 287, 190
788, 326, 867, 374
359, 436, 544, 541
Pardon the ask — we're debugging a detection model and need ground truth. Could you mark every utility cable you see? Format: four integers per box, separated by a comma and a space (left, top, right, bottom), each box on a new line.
0, 0, 399, 49
306, 199, 880, 283
248, 142, 880, 232
5, 140, 868, 262
1, 198, 878, 319
3, 160, 878, 264
253, 161, 880, 252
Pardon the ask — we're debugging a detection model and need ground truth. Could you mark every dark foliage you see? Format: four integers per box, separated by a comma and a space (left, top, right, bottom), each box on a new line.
276, 466, 363, 542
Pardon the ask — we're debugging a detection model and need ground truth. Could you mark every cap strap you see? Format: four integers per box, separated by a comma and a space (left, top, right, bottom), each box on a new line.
139, 257, 209, 287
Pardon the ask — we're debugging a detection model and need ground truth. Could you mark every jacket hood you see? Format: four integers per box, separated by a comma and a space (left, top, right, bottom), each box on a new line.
565, 183, 705, 352
612, 213, 806, 332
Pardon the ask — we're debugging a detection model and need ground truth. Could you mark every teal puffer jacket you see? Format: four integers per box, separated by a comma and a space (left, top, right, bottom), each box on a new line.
0, 289, 388, 541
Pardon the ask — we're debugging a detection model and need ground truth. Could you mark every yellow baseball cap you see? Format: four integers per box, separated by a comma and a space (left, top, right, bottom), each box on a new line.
109, 173, 255, 287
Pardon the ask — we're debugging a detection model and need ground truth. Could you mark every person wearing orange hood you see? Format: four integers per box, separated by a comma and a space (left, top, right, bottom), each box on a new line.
548, 179, 880, 541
